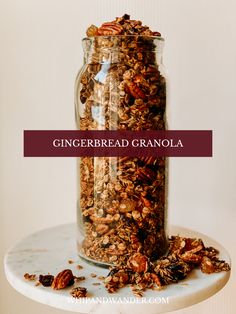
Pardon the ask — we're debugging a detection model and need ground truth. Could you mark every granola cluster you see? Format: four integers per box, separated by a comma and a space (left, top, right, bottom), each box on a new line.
76, 14, 168, 265
104, 235, 231, 296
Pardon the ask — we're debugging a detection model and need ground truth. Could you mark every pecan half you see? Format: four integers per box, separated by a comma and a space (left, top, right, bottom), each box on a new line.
125, 82, 146, 100
128, 253, 148, 273
52, 269, 74, 290
86, 24, 98, 37
97, 22, 123, 36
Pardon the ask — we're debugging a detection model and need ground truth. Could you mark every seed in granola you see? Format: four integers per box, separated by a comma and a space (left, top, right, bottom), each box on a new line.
39, 274, 54, 287
70, 287, 87, 298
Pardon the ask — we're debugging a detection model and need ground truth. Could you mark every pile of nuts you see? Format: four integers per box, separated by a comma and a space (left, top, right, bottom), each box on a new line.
77, 14, 168, 265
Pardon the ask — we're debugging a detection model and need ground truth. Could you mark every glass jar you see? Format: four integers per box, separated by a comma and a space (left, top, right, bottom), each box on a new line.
75, 35, 168, 266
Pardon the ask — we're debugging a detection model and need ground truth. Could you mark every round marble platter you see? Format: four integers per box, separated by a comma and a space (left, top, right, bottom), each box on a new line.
4, 224, 231, 314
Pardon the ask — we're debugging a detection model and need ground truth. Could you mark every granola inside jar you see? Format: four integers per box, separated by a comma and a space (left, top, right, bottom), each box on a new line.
75, 17, 168, 266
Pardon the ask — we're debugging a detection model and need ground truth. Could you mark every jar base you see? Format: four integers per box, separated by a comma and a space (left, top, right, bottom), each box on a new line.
77, 237, 169, 268
77, 241, 113, 268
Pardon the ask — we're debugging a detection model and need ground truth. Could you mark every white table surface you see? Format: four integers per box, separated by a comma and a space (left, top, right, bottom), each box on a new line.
4, 223, 231, 314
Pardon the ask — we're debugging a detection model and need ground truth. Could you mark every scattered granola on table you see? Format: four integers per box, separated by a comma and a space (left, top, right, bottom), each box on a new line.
76, 13, 168, 266
22, 236, 230, 297
104, 235, 230, 295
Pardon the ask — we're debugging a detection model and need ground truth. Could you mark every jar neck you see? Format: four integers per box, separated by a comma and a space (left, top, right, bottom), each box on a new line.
82, 36, 164, 65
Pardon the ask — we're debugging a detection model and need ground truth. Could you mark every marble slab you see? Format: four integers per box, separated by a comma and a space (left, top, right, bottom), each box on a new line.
4, 224, 231, 314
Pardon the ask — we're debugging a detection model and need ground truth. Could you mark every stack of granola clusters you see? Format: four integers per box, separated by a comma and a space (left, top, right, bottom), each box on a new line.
77, 15, 168, 265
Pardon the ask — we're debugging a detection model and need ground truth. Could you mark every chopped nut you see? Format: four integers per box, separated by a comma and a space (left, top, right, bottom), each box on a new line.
24, 273, 36, 281
200, 256, 215, 274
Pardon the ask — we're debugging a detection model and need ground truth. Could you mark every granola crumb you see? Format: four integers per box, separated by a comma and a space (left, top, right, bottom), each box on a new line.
90, 273, 97, 278
92, 282, 101, 286
77, 265, 83, 270
70, 287, 87, 298
68, 259, 74, 264
74, 276, 86, 282
24, 273, 36, 281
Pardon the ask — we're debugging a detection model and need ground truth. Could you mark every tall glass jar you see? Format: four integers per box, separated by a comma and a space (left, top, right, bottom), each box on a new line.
75, 35, 168, 266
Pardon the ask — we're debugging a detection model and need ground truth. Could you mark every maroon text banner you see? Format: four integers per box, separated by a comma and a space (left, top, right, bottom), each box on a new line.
24, 130, 212, 157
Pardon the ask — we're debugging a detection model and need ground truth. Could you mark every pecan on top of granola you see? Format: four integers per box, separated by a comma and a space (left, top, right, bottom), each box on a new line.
86, 14, 161, 37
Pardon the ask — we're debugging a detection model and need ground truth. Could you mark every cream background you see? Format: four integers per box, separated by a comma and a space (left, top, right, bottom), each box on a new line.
0, 0, 235, 313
